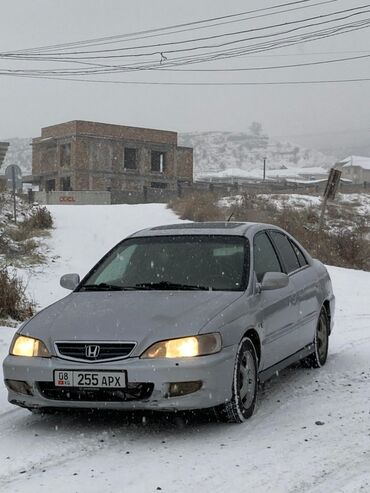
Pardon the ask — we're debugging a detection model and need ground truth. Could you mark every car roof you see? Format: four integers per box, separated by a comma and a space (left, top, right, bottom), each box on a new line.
131, 221, 278, 237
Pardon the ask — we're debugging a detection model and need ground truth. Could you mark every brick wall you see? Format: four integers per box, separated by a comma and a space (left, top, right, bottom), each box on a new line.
41, 120, 177, 145
32, 120, 193, 192
176, 147, 193, 180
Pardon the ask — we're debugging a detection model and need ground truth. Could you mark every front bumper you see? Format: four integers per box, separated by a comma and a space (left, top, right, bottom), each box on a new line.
2, 346, 236, 411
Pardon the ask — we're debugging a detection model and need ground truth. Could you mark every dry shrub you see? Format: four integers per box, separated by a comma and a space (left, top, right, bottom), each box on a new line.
0, 232, 12, 255
170, 192, 222, 222
7, 207, 53, 243
7, 223, 32, 242
26, 206, 53, 230
0, 268, 34, 321
20, 239, 38, 256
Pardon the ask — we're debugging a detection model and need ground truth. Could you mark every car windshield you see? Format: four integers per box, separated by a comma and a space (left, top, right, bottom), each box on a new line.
79, 235, 249, 292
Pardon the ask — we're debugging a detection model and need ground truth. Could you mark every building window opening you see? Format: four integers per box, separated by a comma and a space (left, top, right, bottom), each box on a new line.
124, 148, 137, 170
60, 176, 72, 191
45, 179, 56, 192
60, 143, 71, 167
151, 182, 167, 189
151, 151, 165, 173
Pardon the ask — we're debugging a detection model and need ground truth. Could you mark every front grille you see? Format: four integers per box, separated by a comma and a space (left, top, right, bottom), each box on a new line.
37, 382, 154, 402
55, 342, 135, 361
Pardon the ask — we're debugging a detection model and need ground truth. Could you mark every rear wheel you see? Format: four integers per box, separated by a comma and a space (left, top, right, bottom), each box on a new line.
215, 337, 258, 423
304, 308, 329, 368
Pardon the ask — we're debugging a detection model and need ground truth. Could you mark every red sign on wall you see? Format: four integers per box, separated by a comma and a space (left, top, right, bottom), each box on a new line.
59, 196, 76, 203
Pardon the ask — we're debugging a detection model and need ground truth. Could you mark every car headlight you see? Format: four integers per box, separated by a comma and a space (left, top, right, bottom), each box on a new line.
10, 335, 50, 358
141, 333, 222, 359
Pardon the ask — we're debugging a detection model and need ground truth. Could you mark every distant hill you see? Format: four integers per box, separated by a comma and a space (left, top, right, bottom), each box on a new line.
1, 138, 32, 174
179, 130, 336, 178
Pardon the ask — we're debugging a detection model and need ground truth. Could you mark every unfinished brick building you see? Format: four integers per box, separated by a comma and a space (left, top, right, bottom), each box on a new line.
31, 120, 193, 201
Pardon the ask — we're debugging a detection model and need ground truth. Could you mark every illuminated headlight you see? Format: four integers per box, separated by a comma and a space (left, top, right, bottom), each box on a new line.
141, 333, 222, 359
10, 335, 50, 358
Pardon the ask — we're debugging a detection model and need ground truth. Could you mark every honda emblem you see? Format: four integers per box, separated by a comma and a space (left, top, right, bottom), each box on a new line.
85, 344, 100, 359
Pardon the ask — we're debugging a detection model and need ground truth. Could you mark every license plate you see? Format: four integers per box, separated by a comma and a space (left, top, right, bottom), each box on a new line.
54, 370, 127, 388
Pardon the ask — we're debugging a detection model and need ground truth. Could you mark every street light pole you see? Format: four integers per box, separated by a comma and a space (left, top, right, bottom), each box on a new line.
263, 157, 266, 181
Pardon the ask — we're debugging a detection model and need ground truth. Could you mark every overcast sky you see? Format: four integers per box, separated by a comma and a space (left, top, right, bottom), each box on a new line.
1, 0, 370, 150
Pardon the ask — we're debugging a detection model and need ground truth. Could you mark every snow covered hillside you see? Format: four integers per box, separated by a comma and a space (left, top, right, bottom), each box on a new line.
179, 131, 336, 178
1, 204, 370, 492
1, 138, 31, 174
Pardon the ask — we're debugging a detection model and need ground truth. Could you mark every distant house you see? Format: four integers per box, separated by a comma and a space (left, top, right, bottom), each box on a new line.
335, 156, 370, 184
31, 120, 193, 196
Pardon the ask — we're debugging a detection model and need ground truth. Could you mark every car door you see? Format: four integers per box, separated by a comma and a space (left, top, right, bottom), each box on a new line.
268, 231, 318, 353
253, 231, 299, 369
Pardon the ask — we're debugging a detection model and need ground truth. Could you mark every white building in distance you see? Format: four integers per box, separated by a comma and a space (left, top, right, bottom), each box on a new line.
335, 155, 370, 184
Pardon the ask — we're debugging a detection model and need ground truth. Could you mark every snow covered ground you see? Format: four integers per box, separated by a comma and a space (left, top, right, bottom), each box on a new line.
1, 204, 370, 493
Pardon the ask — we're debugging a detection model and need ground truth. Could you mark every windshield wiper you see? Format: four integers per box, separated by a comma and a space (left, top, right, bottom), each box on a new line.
81, 281, 211, 291
129, 281, 210, 291
80, 283, 131, 291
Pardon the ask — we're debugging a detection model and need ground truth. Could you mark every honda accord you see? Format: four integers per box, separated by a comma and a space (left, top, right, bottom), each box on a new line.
3, 222, 335, 423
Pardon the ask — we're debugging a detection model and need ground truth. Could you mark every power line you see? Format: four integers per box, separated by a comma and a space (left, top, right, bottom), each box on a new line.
3, 72, 370, 86
154, 53, 370, 72
149, 20, 370, 70
5, 0, 327, 55
3, 52, 370, 76
2, 2, 370, 83
4, 17, 368, 75
40, 0, 340, 52
4, 11, 370, 81
8, 4, 369, 58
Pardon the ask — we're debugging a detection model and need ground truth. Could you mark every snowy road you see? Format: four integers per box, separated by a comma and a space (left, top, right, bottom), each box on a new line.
1, 204, 369, 493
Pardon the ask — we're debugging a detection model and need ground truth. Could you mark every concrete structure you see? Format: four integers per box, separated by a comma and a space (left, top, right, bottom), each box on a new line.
335, 156, 370, 184
34, 190, 111, 205
31, 120, 193, 195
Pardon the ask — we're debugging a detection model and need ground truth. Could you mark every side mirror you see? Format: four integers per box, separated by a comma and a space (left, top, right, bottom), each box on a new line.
260, 272, 289, 291
60, 273, 80, 291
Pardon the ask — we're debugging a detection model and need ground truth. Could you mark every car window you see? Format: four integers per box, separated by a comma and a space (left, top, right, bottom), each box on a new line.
290, 240, 308, 268
82, 235, 249, 291
253, 232, 282, 282
269, 231, 300, 274
93, 244, 137, 285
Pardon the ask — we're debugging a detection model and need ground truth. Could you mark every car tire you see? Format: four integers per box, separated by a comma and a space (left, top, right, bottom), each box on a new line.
303, 307, 329, 368
215, 337, 258, 423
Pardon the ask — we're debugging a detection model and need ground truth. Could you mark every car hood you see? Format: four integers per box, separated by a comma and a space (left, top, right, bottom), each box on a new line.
20, 291, 243, 356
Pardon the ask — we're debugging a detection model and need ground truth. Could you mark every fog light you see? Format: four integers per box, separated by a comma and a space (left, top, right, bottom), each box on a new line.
168, 381, 202, 397
5, 379, 33, 396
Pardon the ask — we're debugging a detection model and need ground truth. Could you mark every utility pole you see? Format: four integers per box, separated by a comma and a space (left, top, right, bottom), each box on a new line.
263, 157, 266, 181
5, 164, 21, 224
11, 165, 17, 224
319, 168, 342, 231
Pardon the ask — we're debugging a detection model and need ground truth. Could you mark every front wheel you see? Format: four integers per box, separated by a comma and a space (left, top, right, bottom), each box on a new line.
215, 337, 258, 423
304, 308, 329, 368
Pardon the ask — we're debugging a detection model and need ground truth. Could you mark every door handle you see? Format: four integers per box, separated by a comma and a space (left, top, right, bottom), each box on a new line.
290, 293, 298, 305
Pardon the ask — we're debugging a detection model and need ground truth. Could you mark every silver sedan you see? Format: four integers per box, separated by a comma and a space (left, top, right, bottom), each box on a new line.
3, 222, 335, 423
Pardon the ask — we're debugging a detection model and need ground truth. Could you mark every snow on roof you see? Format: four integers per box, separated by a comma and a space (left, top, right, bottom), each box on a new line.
338, 156, 370, 170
